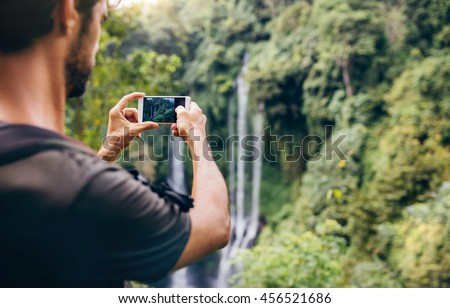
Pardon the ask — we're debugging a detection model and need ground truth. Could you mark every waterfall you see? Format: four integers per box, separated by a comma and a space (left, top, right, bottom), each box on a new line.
216, 91, 239, 288
233, 53, 250, 253
217, 94, 237, 286
167, 137, 190, 288
241, 102, 264, 249
227, 93, 237, 213
167, 137, 187, 195
216, 53, 263, 287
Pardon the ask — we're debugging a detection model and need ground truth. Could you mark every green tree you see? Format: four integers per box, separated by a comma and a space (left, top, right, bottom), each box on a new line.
314, 0, 385, 97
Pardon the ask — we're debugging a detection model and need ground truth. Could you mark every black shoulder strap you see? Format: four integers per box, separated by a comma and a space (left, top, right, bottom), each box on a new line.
128, 170, 194, 212
0, 123, 93, 167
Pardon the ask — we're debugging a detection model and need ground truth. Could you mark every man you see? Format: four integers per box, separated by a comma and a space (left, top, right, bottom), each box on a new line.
0, 0, 230, 287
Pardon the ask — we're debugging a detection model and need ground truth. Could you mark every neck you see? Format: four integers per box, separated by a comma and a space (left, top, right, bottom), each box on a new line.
0, 44, 67, 133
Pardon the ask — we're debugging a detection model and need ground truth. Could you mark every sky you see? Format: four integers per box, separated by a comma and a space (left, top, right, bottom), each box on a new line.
117, 0, 158, 8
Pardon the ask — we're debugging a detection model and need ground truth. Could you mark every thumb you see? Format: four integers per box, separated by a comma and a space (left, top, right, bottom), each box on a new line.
129, 122, 159, 136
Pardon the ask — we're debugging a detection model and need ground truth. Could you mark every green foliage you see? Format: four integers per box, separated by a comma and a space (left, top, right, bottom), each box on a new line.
350, 259, 402, 288
315, 0, 385, 61
328, 92, 386, 128
233, 226, 346, 287
296, 125, 366, 227
303, 0, 388, 133
380, 183, 450, 287
363, 54, 450, 213
403, 0, 450, 49
259, 163, 295, 218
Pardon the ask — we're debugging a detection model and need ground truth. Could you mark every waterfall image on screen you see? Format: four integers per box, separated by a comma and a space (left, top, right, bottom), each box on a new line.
143, 97, 178, 123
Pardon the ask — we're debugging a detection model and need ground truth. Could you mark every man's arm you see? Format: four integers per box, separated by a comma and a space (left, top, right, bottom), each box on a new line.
172, 102, 230, 269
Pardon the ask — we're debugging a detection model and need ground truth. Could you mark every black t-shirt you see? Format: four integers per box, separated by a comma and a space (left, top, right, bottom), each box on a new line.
0, 124, 191, 287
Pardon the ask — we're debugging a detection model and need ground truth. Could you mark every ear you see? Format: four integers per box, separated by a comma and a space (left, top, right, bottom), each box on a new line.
55, 0, 79, 35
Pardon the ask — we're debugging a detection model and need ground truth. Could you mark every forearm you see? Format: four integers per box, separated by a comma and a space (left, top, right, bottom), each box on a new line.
172, 102, 231, 269
189, 137, 229, 244
189, 135, 225, 193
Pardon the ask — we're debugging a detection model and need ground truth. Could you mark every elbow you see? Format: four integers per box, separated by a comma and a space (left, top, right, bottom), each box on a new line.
216, 203, 231, 249
198, 193, 230, 251
217, 214, 231, 249
215, 182, 230, 249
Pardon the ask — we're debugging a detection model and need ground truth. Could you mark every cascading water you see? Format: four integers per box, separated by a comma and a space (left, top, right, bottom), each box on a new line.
232, 52, 250, 254
167, 137, 191, 288
241, 102, 264, 249
216, 54, 264, 287
227, 93, 237, 214
167, 137, 188, 195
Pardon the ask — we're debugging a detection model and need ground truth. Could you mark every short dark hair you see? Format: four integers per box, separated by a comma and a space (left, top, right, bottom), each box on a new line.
0, 0, 100, 54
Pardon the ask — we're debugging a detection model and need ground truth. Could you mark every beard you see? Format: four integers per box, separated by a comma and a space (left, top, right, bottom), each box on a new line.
64, 18, 95, 98
65, 58, 92, 98
65, 45, 93, 98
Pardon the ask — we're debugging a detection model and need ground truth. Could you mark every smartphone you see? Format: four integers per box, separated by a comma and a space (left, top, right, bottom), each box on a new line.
138, 96, 191, 124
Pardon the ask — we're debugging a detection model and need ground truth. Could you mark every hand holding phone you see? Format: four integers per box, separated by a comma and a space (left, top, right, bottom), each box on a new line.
138, 96, 191, 124
172, 101, 207, 147
99, 92, 160, 162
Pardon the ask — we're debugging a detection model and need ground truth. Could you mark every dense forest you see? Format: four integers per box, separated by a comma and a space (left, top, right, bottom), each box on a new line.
143, 98, 176, 123
66, 0, 450, 287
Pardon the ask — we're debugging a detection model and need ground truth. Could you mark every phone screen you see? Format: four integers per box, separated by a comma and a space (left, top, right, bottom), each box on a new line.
142, 97, 186, 123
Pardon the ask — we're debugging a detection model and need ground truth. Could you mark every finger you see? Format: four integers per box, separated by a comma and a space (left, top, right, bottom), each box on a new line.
124, 108, 139, 123
172, 129, 179, 137
171, 123, 177, 131
190, 101, 202, 112
175, 106, 187, 114
190, 101, 199, 109
177, 126, 189, 137
129, 122, 159, 135
116, 92, 145, 111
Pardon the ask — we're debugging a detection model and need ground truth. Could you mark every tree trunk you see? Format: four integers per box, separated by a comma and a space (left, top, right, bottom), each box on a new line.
336, 57, 353, 97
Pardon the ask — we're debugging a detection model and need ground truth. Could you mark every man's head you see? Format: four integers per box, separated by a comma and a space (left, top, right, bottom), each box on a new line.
0, 0, 114, 98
